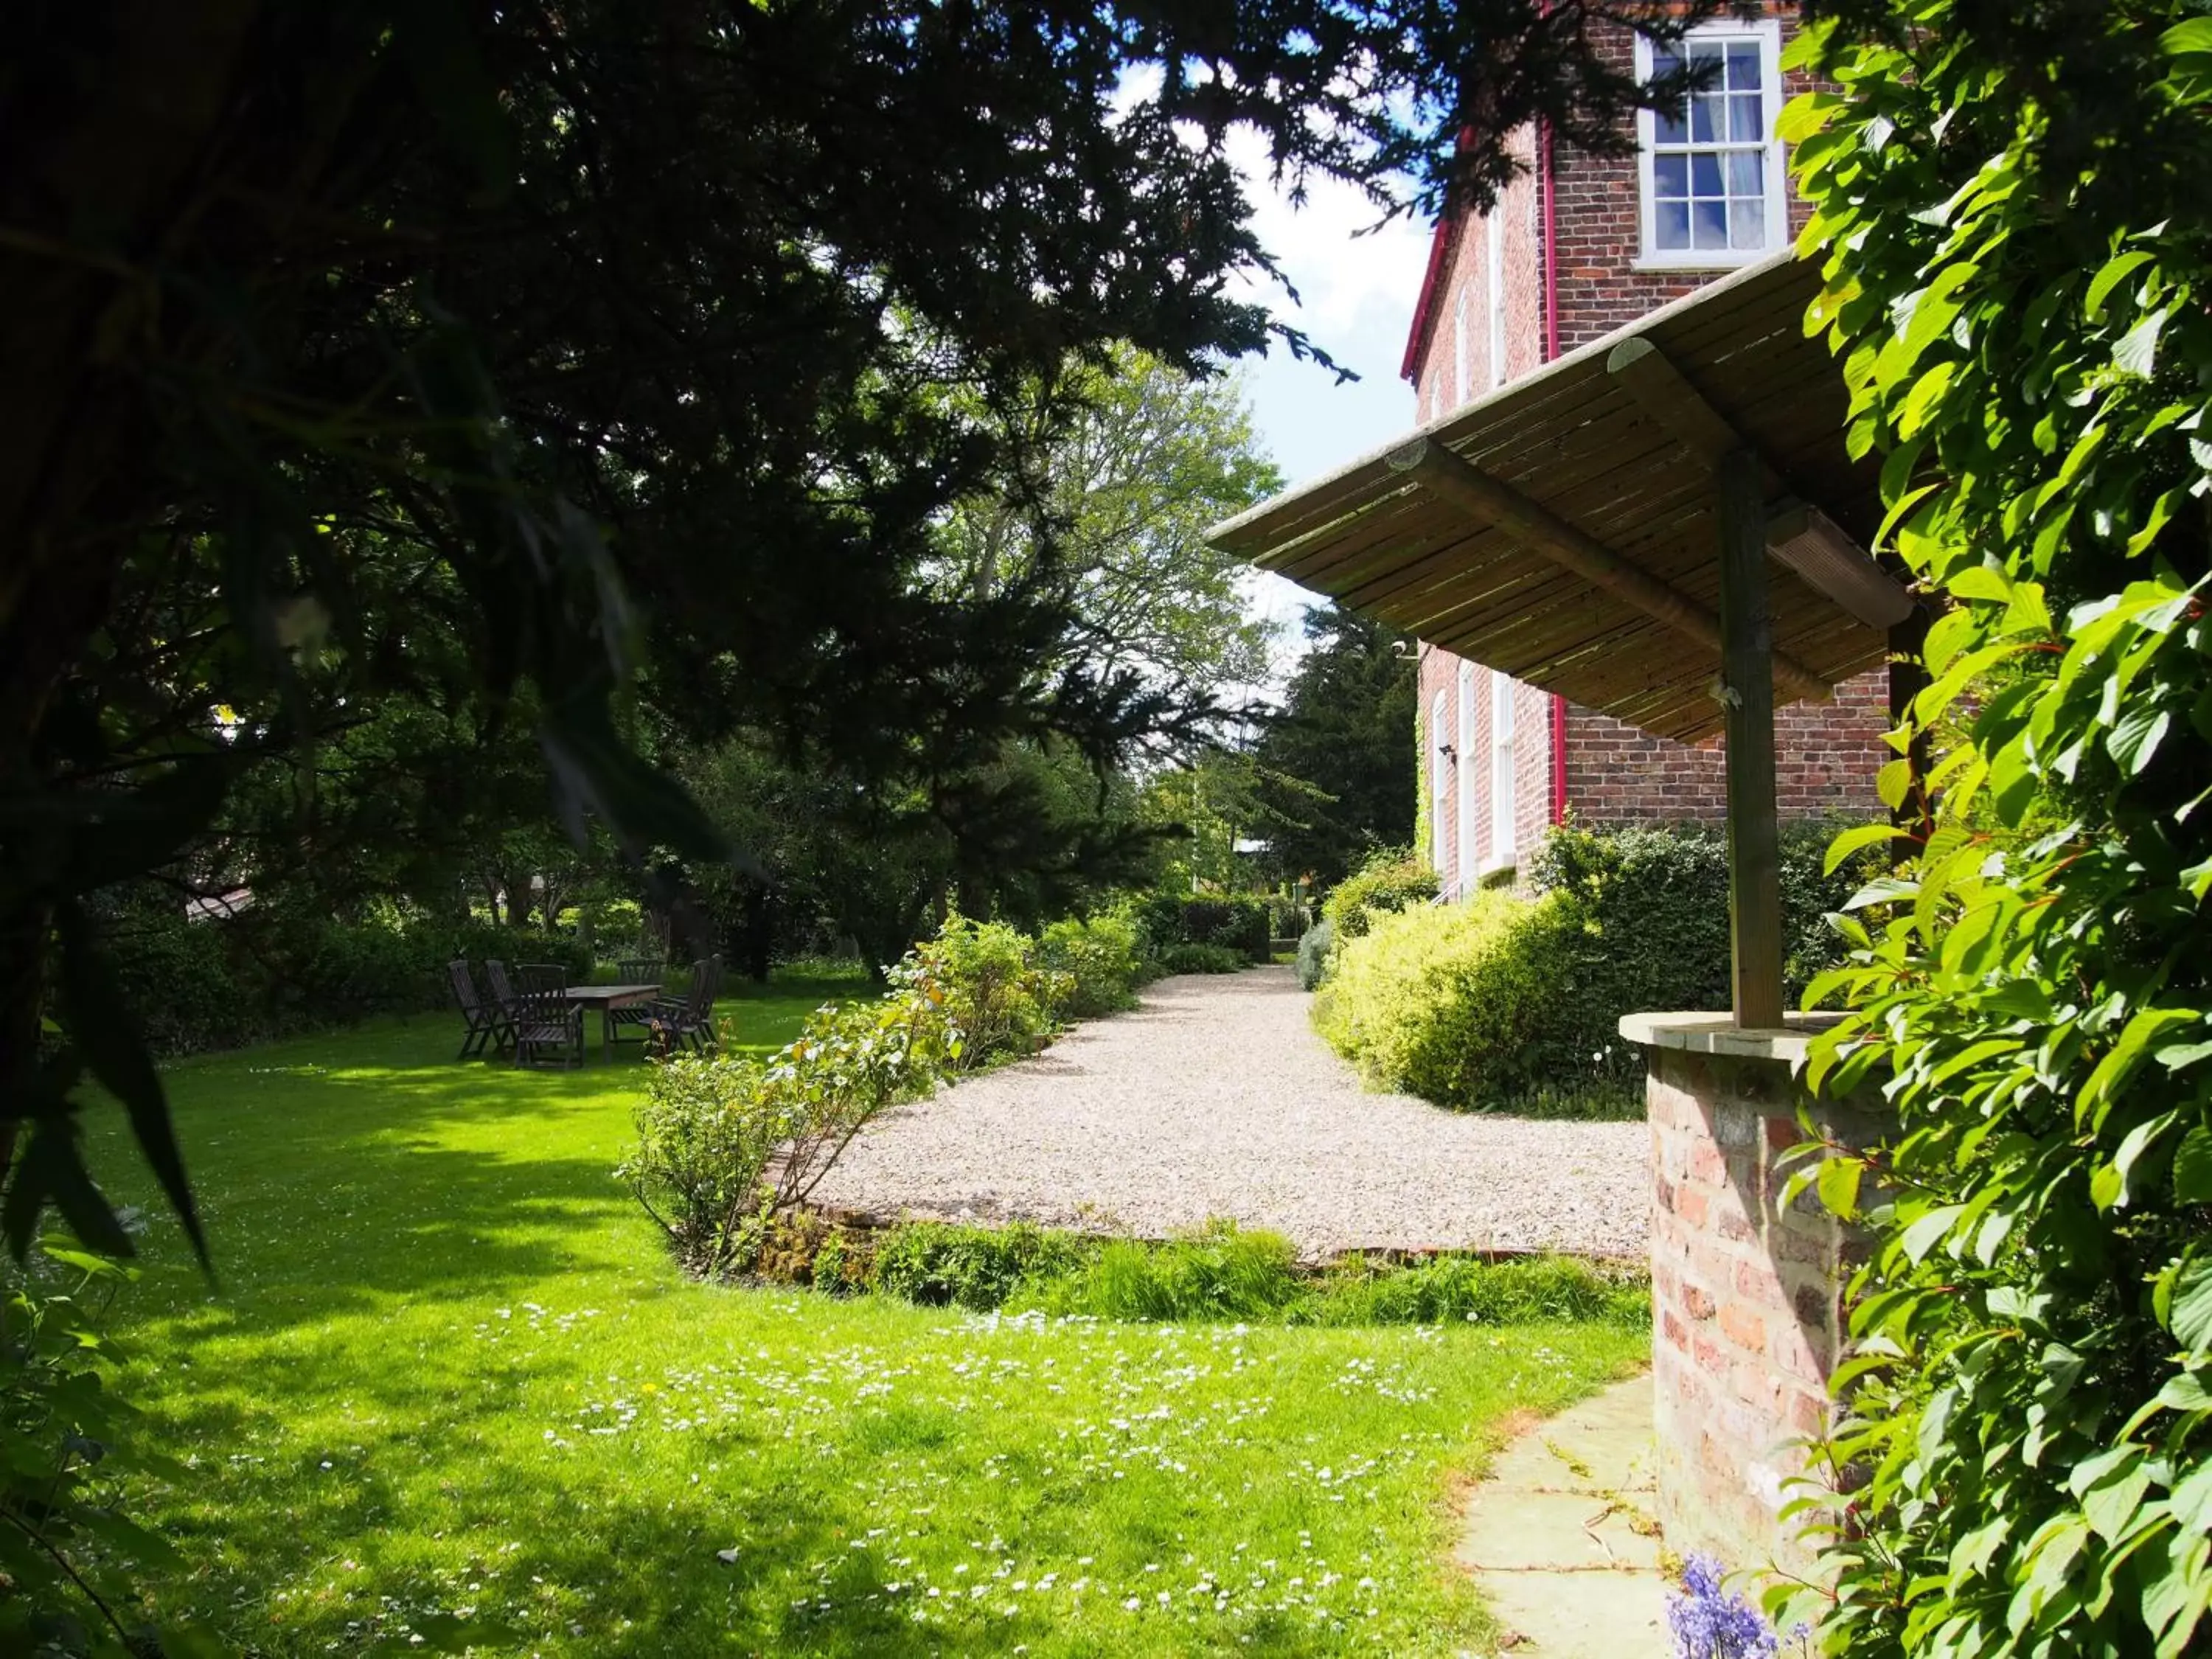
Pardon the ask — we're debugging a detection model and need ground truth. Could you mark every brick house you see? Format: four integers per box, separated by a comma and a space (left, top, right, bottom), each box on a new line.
1400, 2, 1887, 894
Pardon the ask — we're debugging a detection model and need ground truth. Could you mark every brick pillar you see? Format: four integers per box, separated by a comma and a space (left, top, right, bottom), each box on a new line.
1622, 1013, 1880, 1579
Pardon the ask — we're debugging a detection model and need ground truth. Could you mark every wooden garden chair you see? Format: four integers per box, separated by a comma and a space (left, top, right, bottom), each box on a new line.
512, 962, 585, 1070
447, 959, 507, 1060
607, 955, 668, 1050
651, 955, 723, 1054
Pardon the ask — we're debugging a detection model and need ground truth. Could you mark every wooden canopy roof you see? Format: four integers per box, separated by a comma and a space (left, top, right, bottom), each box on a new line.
1208, 253, 1892, 745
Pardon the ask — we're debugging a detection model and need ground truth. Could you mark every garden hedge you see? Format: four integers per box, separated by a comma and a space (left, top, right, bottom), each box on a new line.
1129, 892, 1270, 964
97, 894, 591, 1057
1315, 820, 1878, 1114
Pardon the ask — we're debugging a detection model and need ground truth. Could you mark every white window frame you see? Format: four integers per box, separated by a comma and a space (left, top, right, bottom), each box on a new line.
1486, 215, 1507, 391
1633, 19, 1787, 272
1455, 661, 1478, 895
1429, 689, 1450, 877
1488, 669, 1518, 872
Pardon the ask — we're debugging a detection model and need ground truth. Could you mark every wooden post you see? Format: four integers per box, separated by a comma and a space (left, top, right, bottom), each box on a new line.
1718, 448, 1785, 1029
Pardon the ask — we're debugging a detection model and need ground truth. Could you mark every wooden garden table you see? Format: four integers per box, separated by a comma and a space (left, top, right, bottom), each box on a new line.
566, 983, 661, 1058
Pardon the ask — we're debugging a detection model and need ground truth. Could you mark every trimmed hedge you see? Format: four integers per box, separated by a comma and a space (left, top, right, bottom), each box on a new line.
1158, 941, 1246, 975
99, 900, 592, 1058
1319, 847, 1436, 941
1315, 891, 1596, 1111
1130, 893, 1270, 964
1316, 820, 1879, 1114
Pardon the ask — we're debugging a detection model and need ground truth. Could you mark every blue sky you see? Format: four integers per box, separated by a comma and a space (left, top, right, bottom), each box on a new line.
1224, 142, 1436, 678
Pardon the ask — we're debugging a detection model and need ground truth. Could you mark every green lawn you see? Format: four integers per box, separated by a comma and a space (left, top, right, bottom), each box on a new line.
86, 969, 1646, 1657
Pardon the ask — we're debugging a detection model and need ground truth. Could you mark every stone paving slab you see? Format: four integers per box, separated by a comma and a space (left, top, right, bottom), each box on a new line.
1455, 1374, 1668, 1655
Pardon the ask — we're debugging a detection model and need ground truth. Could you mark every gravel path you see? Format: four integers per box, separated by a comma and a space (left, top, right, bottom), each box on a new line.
811, 966, 1649, 1259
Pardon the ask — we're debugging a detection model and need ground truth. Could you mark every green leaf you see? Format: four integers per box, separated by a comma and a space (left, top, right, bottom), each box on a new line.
2117, 308, 2170, 378
2175, 1126, 2212, 1203
1824, 821, 1910, 874
2161, 16, 2212, 54
55, 906, 207, 1267
2092, 1162, 2126, 1211
2109, 703, 2173, 776
2086, 250, 2157, 319
2082, 1008, 2202, 1126
2073, 1447, 2152, 1544
2172, 1257, 2212, 1352
1877, 756, 1915, 810
1947, 564, 2015, 604
1902, 1203, 1964, 1262
1818, 1156, 1864, 1218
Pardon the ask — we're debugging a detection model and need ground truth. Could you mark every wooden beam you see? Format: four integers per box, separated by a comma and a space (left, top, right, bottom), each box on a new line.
1607, 335, 1915, 630
1718, 448, 1786, 1029
1605, 336, 1744, 468
1385, 436, 1834, 704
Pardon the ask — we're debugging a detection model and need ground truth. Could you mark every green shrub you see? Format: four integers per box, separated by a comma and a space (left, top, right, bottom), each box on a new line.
91, 893, 594, 1058
897, 914, 1059, 1070
1034, 914, 1144, 1019
872, 1221, 1091, 1310
1524, 820, 1879, 1096
1320, 846, 1436, 941
1158, 942, 1245, 975
1025, 1222, 1301, 1322
1294, 920, 1335, 991
1315, 891, 1593, 1110
619, 985, 950, 1276
101, 905, 263, 1056
1129, 892, 1270, 964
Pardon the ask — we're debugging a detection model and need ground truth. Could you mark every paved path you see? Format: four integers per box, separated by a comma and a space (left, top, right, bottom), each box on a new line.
1455, 1375, 1667, 1655
812, 966, 1650, 1258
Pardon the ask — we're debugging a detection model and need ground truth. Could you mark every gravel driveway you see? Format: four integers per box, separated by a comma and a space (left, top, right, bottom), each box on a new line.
811, 966, 1649, 1259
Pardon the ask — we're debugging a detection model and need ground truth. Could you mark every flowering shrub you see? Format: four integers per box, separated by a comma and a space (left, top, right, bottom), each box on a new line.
1668, 1556, 1806, 1659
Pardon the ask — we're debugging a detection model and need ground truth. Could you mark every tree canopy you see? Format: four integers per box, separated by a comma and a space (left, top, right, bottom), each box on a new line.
1249, 605, 1419, 890
4, 0, 1711, 1248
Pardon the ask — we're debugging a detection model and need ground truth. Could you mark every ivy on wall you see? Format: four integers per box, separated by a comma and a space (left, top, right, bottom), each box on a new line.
1782, 3, 2212, 1653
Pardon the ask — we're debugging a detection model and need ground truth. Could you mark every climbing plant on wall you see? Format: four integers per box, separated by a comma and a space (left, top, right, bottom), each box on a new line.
1784, 1, 2212, 1652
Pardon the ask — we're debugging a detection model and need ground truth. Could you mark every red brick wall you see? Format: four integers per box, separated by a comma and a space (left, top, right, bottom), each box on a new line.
1646, 1041, 1874, 1575
1562, 667, 1889, 826
1406, 4, 1880, 867
1551, 10, 1822, 354
1411, 129, 1545, 423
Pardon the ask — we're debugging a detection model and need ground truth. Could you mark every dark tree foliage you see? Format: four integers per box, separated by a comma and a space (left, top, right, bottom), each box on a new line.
1250, 606, 1418, 889
0, 0, 1703, 1256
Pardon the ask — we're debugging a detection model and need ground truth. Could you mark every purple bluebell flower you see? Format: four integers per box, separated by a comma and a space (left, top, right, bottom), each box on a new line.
1666, 1553, 1781, 1659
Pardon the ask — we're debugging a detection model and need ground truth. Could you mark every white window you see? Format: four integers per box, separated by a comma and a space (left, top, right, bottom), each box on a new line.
1454, 282, 1471, 408
1430, 689, 1450, 876
1489, 669, 1517, 867
1635, 21, 1786, 268
1486, 216, 1507, 390
1456, 661, 1478, 895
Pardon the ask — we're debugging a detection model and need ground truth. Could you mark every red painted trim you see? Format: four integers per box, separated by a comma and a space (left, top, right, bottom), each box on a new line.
1400, 128, 1482, 386
1399, 215, 1458, 385
1540, 114, 1568, 824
